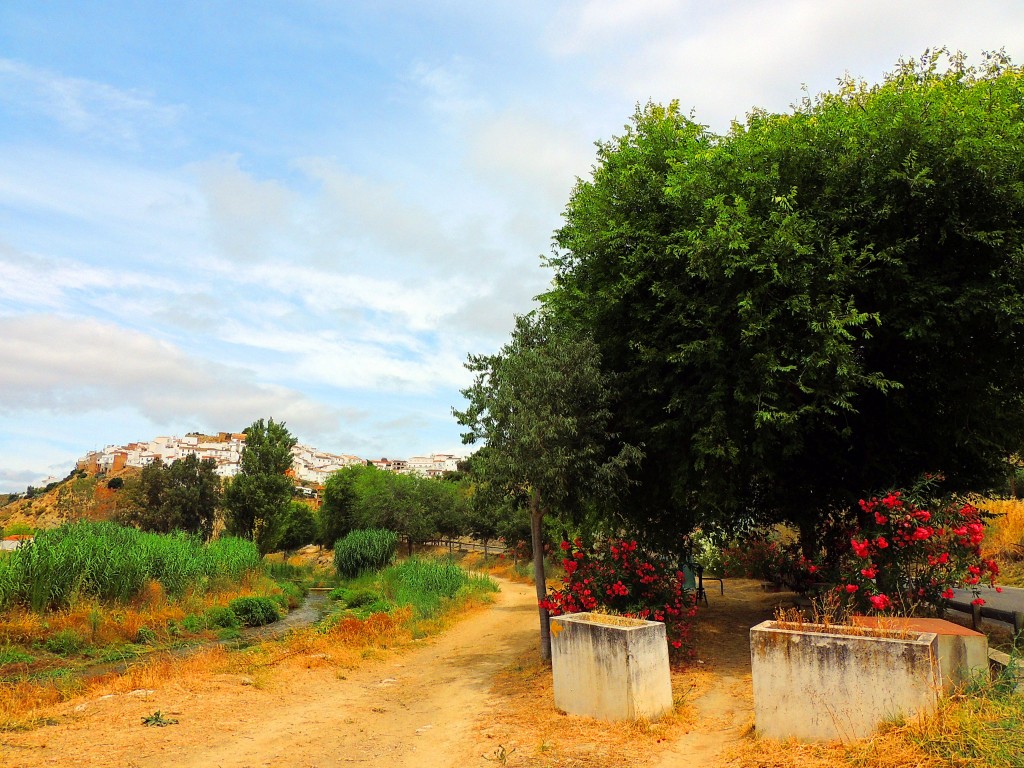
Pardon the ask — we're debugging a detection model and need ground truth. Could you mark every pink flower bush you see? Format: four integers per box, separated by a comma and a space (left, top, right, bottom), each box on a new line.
540, 538, 698, 657
832, 476, 998, 615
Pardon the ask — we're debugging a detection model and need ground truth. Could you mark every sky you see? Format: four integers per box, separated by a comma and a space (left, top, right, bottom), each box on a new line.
1, 1, 1023, 492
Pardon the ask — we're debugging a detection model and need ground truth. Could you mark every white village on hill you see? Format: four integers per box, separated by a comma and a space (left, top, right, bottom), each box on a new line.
76, 433, 461, 486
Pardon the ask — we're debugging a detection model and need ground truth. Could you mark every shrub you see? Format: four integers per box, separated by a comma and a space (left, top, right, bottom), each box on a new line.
379, 557, 496, 619
333, 588, 380, 608
276, 581, 305, 609
832, 475, 999, 615
541, 538, 698, 656
205, 606, 240, 629
135, 626, 157, 644
228, 596, 281, 627
333, 529, 398, 578
44, 629, 86, 656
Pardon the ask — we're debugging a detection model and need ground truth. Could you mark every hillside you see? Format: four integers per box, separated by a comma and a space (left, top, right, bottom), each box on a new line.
0, 467, 138, 532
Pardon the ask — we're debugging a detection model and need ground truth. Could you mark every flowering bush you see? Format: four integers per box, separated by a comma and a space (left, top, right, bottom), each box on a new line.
836, 477, 1000, 615
720, 536, 821, 592
539, 538, 698, 657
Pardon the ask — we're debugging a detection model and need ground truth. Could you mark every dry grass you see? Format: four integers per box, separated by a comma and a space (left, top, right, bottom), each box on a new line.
0, 570, 498, 731
723, 685, 1024, 768
477, 648, 713, 768
979, 498, 1024, 559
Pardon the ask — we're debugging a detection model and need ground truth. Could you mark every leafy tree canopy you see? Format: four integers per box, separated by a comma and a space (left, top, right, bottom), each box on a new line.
118, 455, 220, 539
454, 311, 642, 657
224, 418, 297, 554
543, 50, 1024, 547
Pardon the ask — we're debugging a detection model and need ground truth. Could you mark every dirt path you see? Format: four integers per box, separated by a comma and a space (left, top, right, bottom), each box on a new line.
1, 579, 540, 768
1, 578, 785, 768
652, 580, 787, 767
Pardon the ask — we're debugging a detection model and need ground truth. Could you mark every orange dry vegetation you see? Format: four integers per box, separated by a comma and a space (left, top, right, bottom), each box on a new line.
0, 576, 304, 729
979, 498, 1024, 558
477, 648, 713, 768
0, 588, 494, 731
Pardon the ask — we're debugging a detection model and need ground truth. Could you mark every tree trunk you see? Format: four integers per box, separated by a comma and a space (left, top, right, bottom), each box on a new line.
798, 516, 818, 561
407, 537, 413, 557
530, 488, 551, 661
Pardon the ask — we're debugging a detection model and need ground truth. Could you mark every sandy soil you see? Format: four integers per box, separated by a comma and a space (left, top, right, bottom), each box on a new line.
0, 578, 784, 768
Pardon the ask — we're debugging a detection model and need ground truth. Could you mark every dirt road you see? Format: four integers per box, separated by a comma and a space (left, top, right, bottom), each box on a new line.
1, 580, 540, 768
1, 578, 780, 768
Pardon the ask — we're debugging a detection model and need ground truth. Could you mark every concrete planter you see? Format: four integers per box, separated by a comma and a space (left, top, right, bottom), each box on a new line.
550, 612, 673, 721
851, 616, 988, 692
750, 620, 940, 742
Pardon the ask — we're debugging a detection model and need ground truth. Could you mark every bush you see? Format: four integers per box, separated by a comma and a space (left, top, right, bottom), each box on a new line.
541, 539, 698, 656
135, 626, 157, 644
333, 529, 398, 578
205, 606, 240, 629
228, 596, 281, 627
328, 587, 392, 617
831, 475, 1000, 615
276, 581, 305, 609
380, 557, 496, 619
44, 629, 86, 656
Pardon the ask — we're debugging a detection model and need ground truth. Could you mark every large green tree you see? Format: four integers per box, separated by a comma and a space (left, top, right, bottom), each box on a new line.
543, 51, 1024, 550
455, 312, 641, 659
163, 455, 221, 540
224, 418, 297, 554
118, 456, 220, 539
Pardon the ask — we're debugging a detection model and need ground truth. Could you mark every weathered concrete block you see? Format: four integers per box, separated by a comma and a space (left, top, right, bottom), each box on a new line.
852, 616, 988, 692
750, 620, 940, 742
550, 612, 673, 721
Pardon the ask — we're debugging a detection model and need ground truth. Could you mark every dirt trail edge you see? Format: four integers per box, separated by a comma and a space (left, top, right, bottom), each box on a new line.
2, 579, 540, 768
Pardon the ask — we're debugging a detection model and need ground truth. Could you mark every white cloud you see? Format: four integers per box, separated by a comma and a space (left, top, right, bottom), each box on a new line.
547, 1, 1024, 131
467, 110, 593, 210
407, 57, 486, 121
0, 314, 352, 439
0, 58, 183, 145
195, 157, 301, 263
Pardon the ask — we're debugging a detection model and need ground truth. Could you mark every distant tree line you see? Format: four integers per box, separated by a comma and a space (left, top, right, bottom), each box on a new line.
111, 417, 502, 557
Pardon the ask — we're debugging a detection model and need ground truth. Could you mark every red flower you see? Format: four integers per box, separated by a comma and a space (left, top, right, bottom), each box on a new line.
868, 594, 892, 610
941, 588, 954, 600
850, 538, 871, 558
845, 584, 859, 594
875, 536, 889, 549
971, 597, 985, 606
560, 541, 570, 551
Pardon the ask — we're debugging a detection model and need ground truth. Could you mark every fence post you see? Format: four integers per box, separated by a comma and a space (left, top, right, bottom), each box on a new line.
971, 602, 983, 630
1014, 611, 1024, 636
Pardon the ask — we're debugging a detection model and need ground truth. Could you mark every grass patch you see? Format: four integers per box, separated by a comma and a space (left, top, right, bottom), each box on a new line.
379, 556, 498, 620
0, 521, 261, 612
0, 645, 34, 665
333, 529, 398, 578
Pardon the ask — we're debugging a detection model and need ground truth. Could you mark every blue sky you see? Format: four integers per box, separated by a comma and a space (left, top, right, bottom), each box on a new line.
1, 1, 1023, 492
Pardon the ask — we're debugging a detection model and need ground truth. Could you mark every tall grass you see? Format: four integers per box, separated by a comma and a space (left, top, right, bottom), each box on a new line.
379, 557, 497, 619
333, 529, 398, 578
0, 521, 260, 612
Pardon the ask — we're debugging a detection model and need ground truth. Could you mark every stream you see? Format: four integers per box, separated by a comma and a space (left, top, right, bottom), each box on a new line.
78, 590, 329, 681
